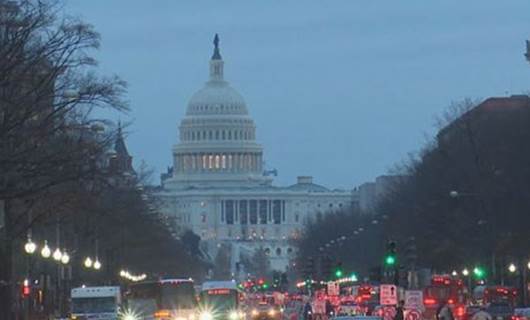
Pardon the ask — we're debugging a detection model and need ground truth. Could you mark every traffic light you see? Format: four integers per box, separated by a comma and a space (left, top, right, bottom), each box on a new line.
384, 240, 397, 267
303, 257, 315, 281
473, 266, 486, 279
321, 255, 333, 280
22, 279, 30, 297
334, 262, 344, 279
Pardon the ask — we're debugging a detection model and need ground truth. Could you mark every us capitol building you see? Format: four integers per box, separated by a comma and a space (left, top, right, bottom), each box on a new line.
156, 35, 357, 274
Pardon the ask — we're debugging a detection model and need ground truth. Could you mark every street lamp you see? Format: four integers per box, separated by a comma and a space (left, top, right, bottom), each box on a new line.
508, 263, 517, 273
527, 261, 530, 270
41, 240, 51, 258
84, 257, 93, 268
93, 259, 101, 270
61, 250, 70, 264
53, 248, 63, 261
452, 270, 458, 277
449, 190, 459, 198
24, 237, 37, 254
462, 268, 470, 276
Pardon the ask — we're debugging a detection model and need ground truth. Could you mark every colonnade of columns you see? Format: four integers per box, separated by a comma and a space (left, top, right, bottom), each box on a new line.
174, 152, 263, 174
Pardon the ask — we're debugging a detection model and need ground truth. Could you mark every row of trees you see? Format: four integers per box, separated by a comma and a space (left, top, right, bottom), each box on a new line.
378, 97, 530, 277
0, 1, 206, 318
295, 96, 530, 283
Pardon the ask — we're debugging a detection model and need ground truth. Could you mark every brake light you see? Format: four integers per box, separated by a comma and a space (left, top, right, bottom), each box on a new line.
154, 310, 171, 318
456, 306, 465, 317
424, 298, 437, 305
448, 299, 454, 304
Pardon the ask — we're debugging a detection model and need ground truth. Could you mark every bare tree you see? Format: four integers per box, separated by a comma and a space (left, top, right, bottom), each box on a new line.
0, 1, 127, 317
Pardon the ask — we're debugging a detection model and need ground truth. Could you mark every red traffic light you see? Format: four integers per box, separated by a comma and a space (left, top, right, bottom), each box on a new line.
22, 279, 30, 297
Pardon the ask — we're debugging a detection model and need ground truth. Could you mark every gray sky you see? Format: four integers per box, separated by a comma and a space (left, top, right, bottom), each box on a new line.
66, 0, 530, 189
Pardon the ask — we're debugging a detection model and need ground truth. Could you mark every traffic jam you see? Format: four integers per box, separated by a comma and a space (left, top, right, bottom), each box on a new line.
63, 274, 530, 320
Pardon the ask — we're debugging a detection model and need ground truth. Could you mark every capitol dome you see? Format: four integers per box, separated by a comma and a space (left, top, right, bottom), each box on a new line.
165, 34, 272, 189
187, 81, 248, 116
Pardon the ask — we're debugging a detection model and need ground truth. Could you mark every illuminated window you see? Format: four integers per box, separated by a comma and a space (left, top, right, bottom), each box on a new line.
221, 155, 226, 169
215, 155, 220, 169
228, 154, 233, 169
209, 155, 213, 169
202, 155, 207, 169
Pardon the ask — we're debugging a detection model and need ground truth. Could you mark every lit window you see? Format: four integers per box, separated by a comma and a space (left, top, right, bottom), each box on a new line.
215, 155, 220, 169
222, 155, 226, 169
209, 155, 213, 169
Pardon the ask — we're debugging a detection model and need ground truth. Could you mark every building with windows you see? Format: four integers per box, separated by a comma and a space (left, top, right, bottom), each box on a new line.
157, 35, 355, 274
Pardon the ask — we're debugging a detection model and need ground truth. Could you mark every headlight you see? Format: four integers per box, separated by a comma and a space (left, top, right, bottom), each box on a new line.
268, 309, 276, 316
124, 315, 137, 320
251, 309, 258, 316
199, 312, 213, 320
229, 311, 239, 320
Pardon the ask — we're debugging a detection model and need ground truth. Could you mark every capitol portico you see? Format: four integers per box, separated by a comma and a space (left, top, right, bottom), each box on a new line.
157, 35, 357, 274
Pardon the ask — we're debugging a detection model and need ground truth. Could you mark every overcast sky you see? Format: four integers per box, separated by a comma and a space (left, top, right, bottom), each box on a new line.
65, 0, 530, 189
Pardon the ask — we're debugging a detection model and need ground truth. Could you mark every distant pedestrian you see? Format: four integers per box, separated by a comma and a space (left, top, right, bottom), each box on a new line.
471, 306, 492, 320
303, 301, 313, 320
394, 300, 405, 320
437, 301, 454, 320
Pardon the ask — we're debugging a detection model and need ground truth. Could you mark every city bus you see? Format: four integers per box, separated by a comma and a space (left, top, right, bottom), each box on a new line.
124, 279, 198, 320
198, 281, 245, 320
70, 286, 121, 320
423, 275, 468, 320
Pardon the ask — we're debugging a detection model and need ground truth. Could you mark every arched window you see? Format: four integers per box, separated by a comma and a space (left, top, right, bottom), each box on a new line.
202, 131, 206, 140
215, 131, 219, 140
228, 131, 232, 140
208, 155, 213, 169
228, 154, 233, 169
276, 248, 282, 256
221, 155, 226, 169
196, 131, 200, 141
209, 131, 213, 140
191, 131, 195, 141
222, 131, 226, 140
234, 131, 238, 140
202, 155, 207, 169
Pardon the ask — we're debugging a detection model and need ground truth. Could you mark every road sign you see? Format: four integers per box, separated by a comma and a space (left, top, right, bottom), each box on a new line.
380, 284, 398, 306
406, 309, 422, 320
328, 281, 340, 296
383, 306, 397, 320
405, 290, 424, 310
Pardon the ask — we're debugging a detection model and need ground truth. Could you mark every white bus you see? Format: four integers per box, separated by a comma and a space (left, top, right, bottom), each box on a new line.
71, 286, 121, 320
124, 279, 198, 320
199, 281, 245, 320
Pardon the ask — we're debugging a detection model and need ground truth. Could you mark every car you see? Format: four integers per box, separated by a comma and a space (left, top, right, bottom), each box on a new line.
486, 303, 515, 320
331, 316, 383, 320
249, 304, 283, 320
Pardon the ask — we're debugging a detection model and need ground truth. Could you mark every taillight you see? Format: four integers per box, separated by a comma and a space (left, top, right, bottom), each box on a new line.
154, 310, 171, 318
456, 306, 465, 317
424, 298, 437, 305
448, 299, 454, 304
